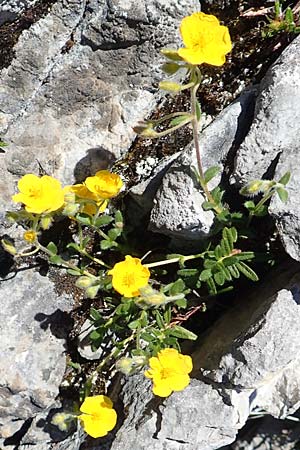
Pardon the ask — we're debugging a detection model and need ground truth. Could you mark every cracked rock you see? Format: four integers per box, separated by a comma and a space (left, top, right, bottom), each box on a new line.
146, 88, 256, 242
0, 0, 199, 216
232, 35, 300, 262
0, 268, 73, 446
108, 262, 300, 450
0, 0, 39, 25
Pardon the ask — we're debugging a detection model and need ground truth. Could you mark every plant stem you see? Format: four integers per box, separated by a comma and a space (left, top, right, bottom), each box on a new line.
144, 252, 205, 268
189, 68, 223, 214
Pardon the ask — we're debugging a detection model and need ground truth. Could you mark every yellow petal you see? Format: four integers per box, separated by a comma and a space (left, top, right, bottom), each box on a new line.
152, 380, 173, 397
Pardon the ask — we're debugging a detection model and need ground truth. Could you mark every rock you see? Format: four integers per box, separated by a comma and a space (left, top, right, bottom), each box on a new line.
108, 262, 300, 450
194, 261, 300, 419
0, 268, 73, 444
0, 0, 39, 26
231, 35, 300, 261
0, 0, 199, 215
147, 88, 256, 241
110, 375, 250, 450
228, 416, 300, 450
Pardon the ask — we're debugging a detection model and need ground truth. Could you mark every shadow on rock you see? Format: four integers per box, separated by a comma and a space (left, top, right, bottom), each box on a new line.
74, 147, 116, 183
35, 309, 73, 340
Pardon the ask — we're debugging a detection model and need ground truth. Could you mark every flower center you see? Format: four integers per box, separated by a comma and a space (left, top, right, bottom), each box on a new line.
28, 186, 42, 199
160, 368, 175, 379
122, 273, 136, 287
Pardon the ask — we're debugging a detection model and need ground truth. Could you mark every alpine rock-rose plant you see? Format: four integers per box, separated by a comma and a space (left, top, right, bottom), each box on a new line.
3, 10, 290, 442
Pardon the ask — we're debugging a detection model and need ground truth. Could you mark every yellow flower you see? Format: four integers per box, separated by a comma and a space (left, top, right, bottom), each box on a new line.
64, 184, 107, 215
78, 395, 117, 438
144, 348, 193, 397
108, 255, 150, 297
178, 12, 232, 66
23, 230, 38, 243
12, 174, 65, 214
85, 170, 123, 199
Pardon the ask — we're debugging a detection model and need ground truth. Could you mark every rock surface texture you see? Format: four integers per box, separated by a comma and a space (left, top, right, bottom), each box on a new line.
232, 34, 300, 262
0, 0, 39, 25
0, 0, 198, 216
109, 262, 300, 450
0, 0, 199, 447
137, 89, 257, 242
0, 268, 73, 445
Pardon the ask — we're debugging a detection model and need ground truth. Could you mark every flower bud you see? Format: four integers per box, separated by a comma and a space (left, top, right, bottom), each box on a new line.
51, 412, 73, 432
85, 284, 100, 299
116, 355, 147, 375
75, 276, 95, 289
62, 202, 80, 217
40, 216, 53, 230
1, 239, 17, 255
159, 81, 182, 92
136, 286, 167, 308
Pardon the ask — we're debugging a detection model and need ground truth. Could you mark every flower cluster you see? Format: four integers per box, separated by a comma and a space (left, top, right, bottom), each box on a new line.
12, 170, 123, 216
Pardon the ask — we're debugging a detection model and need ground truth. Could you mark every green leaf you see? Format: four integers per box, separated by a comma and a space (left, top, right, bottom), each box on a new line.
202, 201, 215, 211
214, 271, 225, 286
155, 311, 165, 329
169, 278, 185, 295
276, 187, 288, 203
100, 239, 115, 250
177, 268, 199, 277
160, 48, 183, 61
222, 255, 238, 266
90, 308, 102, 321
140, 332, 154, 342
108, 228, 122, 240
204, 166, 220, 184
206, 277, 217, 295
140, 310, 148, 327
195, 100, 202, 121
114, 210, 123, 223
237, 251, 255, 261
90, 329, 104, 340
278, 171, 291, 186
214, 244, 223, 260
67, 268, 81, 276
175, 298, 187, 308
0, 140, 8, 148
76, 214, 91, 226
169, 115, 191, 127
128, 320, 141, 330
94, 215, 113, 227
200, 269, 212, 281
47, 242, 57, 255
236, 262, 259, 281
244, 200, 255, 210
228, 264, 240, 278
168, 325, 197, 340
164, 307, 171, 324
253, 205, 268, 217
49, 255, 62, 265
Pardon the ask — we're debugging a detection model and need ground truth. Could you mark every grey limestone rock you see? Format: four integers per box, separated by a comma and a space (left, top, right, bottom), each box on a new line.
109, 262, 300, 450
110, 376, 250, 450
0, 267, 73, 443
0, 0, 39, 26
0, 0, 199, 215
147, 89, 256, 241
232, 35, 300, 261
194, 261, 300, 419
